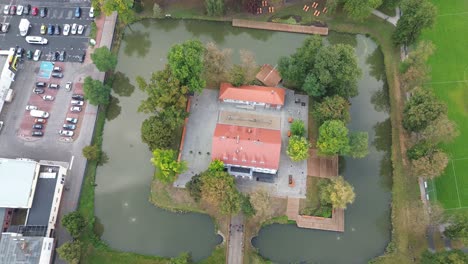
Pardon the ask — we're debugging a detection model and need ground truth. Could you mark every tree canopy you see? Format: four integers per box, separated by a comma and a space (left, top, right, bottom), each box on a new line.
99, 0, 135, 24
82, 145, 101, 161
61, 211, 87, 238
421, 114, 459, 144
319, 176, 356, 209
403, 88, 447, 132
151, 149, 187, 184
313, 95, 350, 125
167, 39, 206, 93
91, 46, 118, 72
287, 136, 311, 162
444, 215, 468, 244
347, 132, 369, 158
290, 119, 306, 137
343, 0, 383, 21
393, 0, 437, 45
421, 250, 468, 264
200, 170, 241, 215
203, 42, 232, 87
411, 151, 448, 178
141, 115, 179, 151
83, 76, 111, 105
57, 241, 82, 264
205, 0, 225, 16
400, 41, 435, 89
317, 120, 350, 156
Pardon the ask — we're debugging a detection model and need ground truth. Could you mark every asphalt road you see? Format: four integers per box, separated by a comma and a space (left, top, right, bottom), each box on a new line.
0, 0, 92, 61
228, 214, 245, 264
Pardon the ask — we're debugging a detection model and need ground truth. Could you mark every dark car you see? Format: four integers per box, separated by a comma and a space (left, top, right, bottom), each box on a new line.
16, 47, 24, 58
32, 131, 43, 137
47, 24, 54, 35
26, 50, 33, 59
63, 124, 76, 130
74, 7, 81, 18
31, 7, 38, 16
71, 94, 84, 101
33, 124, 43, 130
35, 82, 46, 87
9, 5, 16, 15
58, 51, 66, 62
51, 72, 63, 78
40, 7, 47, 17
33, 88, 45, 94
52, 51, 59, 61
78, 51, 86, 63
54, 24, 60, 35
24, 4, 31, 15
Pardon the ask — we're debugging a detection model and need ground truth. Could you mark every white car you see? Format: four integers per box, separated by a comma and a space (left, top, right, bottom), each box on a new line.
63, 24, 70, 36
33, 49, 41, 61
65, 81, 72, 91
16, 5, 23, 15
89, 7, 94, 18
71, 23, 77, 35
77, 24, 84, 35
43, 95, 54, 101
26, 105, 37, 111
70, 106, 81, 112
66, 117, 78, 124
0, 121, 3, 132
59, 130, 74, 137
3, 5, 9, 15
71, 100, 84, 106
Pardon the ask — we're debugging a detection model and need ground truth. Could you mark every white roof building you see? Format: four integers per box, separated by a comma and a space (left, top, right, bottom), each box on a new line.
0, 159, 40, 209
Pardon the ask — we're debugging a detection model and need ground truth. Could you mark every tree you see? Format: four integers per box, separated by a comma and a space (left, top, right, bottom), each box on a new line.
421, 114, 459, 144
400, 41, 435, 89
100, 0, 135, 24
57, 241, 82, 264
240, 194, 256, 217
313, 95, 350, 125
347, 132, 369, 158
229, 64, 246, 87
239, 49, 258, 84
168, 39, 206, 93
403, 88, 447, 132
137, 65, 188, 114
287, 136, 311, 162
320, 176, 355, 209
186, 174, 202, 202
83, 76, 111, 105
208, 159, 224, 172
91, 47, 118, 72
82, 145, 101, 161
200, 170, 241, 215
290, 119, 305, 137
393, 0, 437, 45
205, 0, 224, 16
141, 116, 177, 151
153, 3, 162, 18
250, 189, 271, 218
317, 120, 350, 156
444, 215, 468, 244
411, 151, 449, 178
203, 42, 232, 87
343, 0, 383, 20
61, 211, 87, 238
421, 250, 468, 264
407, 140, 435, 160
151, 149, 187, 184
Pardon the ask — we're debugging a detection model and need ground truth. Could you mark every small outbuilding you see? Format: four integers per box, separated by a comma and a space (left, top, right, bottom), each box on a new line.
256, 64, 282, 87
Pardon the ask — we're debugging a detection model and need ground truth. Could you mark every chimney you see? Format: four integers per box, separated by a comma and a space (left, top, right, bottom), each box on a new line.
236, 135, 240, 144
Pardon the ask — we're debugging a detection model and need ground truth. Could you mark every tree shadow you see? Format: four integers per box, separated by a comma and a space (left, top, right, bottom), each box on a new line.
366, 46, 386, 82
152, 18, 182, 32
106, 96, 122, 121
371, 81, 390, 113
183, 20, 228, 44
112, 71, 135, 97
123, 29, 152, 58
372, 118, 391, 152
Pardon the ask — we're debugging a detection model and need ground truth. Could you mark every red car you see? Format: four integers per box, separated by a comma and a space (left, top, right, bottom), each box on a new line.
9, 5, 16, 15
31, 7, 38, 16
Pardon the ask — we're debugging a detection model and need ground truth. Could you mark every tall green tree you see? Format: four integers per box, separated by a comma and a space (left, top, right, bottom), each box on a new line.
421, 250, 468, 264
313, 95, 350, 125
347, 132, 369, 158
319, 176, 356, 209
208, 159, 225, 172
403, 88, 447, 132
400, 41, 435, 89
57, 241, 82, 264
393, 0, 437, 45
343, 0, 383, 20
421, 114, 459, 144
61, 211, 87, 238
290, 119, 306, 137
82, 145, 101, 161
411, 151, 448, 178
168, 39, 206, 93
100, 0, 135, 24
91, 46, 118, 72
141, 116, 178, 151
170, 252, 192, 264
317, 120, 350, 156
205, 0, 225, 16
151, 149, 187, 184
83, 76, 111, 105
444, 215, 468, 244
200, 170, 241, 215
229, 64, 246, 87
287, 136, 311, 162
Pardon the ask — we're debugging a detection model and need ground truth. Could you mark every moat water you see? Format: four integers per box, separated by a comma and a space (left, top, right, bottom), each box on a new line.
94, 19, 392, 262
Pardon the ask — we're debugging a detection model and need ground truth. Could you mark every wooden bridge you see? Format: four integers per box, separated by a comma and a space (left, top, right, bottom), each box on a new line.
232, 19, 328, 35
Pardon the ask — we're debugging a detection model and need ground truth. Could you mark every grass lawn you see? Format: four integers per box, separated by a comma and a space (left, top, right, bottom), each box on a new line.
421, 0, 468, 212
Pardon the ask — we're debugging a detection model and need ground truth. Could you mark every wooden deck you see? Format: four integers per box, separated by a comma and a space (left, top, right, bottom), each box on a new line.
232, 19, 328, 35
307, 149, 338, 178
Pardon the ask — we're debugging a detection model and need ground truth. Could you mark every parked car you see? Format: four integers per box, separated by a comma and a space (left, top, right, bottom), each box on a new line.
1, 23, 9, 33
59, 130, 74, 137
47, 24, 54, 35
63, 24, 70, 35
33, 124, 43, 130
43, 95, 54, 101
33, 49, 41, 61
35, 118, 47, 124
31, 7, 38, 16
78, 52, 85, 63
65, 82, 72, 91
40, 24, 46, 35
36, 82, 46, 87
70, 106, 81, 112
75, 7, 81, 18
54, 24, 60, 35
53, 66, 62, 72
3, 5, 9, 15
71, 94, 84, 100
58, 51, 66, 62
66, 117, 78, 124
52, 51, 59, 61
71, 100, 84, 106
77, 25, 84, 35
63, 124, 76, 130
0, 121, 3, 132
26, 105, 37, 111
31, 131, 43, 137
33, 88, 45, 94
27, 50, 33, 60
15, 47, 24, 58
51, 72, 63, 78
9, 5, 16, 15
89, 7, 94, 18
48, 83, 59, 89
71, 23, 77, 35
24, 4, 31, 15
16, 5, 23, 15
40, 7, 47, 17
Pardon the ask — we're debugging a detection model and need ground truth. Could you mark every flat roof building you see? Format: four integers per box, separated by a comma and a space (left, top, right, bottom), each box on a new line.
0, 159, 40, 209
0, 233, 53, 264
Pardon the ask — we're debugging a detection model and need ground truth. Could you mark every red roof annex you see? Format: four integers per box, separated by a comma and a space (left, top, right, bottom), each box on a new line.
211, 124, 281, 170
219, 82, 286, 106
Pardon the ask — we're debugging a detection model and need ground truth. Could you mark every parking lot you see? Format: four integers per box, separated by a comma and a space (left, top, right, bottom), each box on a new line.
0, 1, 92, 62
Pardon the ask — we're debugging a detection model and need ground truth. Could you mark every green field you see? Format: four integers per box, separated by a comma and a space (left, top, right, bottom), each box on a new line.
422, 0, 468, 210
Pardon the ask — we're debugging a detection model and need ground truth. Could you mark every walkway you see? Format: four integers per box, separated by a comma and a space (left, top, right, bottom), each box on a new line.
227, 214, 244, 264
232, 19, 328, 35
371, 7, 400, 26
307, 149, 338, 178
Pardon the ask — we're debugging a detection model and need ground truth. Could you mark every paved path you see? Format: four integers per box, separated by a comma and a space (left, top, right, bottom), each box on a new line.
372, 7, 400, 26
227, 214, 244, 264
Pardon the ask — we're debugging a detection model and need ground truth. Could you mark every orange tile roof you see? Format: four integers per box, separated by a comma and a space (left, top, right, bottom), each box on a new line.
211, 124, 281, 170
256, 64, 282, 87
219, 83, 285, 106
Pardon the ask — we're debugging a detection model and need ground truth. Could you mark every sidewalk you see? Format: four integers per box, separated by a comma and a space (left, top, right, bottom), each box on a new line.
372, 7, 400, 26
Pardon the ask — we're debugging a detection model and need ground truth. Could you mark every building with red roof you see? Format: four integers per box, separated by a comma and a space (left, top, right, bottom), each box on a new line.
219, 82, 286, 110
